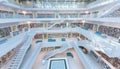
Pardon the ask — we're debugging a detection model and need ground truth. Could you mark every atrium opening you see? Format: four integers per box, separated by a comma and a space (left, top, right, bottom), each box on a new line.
0, 0, 120, 69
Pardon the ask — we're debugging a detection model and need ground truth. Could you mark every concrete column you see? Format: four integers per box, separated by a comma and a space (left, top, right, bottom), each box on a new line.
11, 26, 15, 32
32, 12, 37, 18
71, 33, 72, 38
15, 25, 18, 31
93, 24, 99, 32
10, 26, 15, 37
46, 23, 48, 28
13, 11, 16, 18
97, 25, 100, 31
67, 33, 69, 38
55, 13, 59, 18
66, 22, 69, 28
44, 23, 48, 28
42, 34, 44, 40
27, 23, 31, 31
43, 34, 47, 40
35, 12, 37, 18
68, 33, 71, 38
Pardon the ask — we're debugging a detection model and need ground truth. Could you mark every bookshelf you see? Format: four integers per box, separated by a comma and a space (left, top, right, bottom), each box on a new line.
98, 25, 120, 38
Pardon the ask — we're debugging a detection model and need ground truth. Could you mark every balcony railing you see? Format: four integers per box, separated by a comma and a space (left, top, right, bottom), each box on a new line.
0, 13, 98, 19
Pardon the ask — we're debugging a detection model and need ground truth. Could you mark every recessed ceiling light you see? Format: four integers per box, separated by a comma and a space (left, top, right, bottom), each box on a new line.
81, 20, 86, 23
22, 11, 27, 15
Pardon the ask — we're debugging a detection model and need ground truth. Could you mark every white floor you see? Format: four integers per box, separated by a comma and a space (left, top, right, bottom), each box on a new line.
32, 48, 85, 69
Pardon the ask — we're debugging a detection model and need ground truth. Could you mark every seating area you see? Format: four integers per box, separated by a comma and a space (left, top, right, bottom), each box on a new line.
37, 14, 55, 18
37, 16, 44, 18
95, 31, 107, 38
61, 38, 66, 41
66, 52, 73, 58
81, 27, 89, 30
36, 40, 42, 43
48, 38, 56, 42
95, 31, 102, 35
0, 38, 7, 44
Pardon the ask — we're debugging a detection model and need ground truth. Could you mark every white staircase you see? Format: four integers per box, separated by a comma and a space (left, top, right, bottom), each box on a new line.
98, 2, 120, 17
6, 32, 35, 69
47, 21, 64, 30
43, 42, 70, 60
76, 28, 96, 43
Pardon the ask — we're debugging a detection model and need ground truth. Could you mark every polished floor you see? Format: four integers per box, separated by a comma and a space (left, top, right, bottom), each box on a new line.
32, 48, 85, 69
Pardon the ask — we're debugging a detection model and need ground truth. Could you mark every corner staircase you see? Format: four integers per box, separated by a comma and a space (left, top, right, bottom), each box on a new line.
43, 42, 71, 60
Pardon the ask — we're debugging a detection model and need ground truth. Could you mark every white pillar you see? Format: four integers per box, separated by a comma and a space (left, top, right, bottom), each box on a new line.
42, 34, 44, 40
66, 22, 69, 28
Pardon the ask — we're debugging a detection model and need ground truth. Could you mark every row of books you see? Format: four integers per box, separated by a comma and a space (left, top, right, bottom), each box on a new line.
98, 25, 120, 38
0, 27, 11, 38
